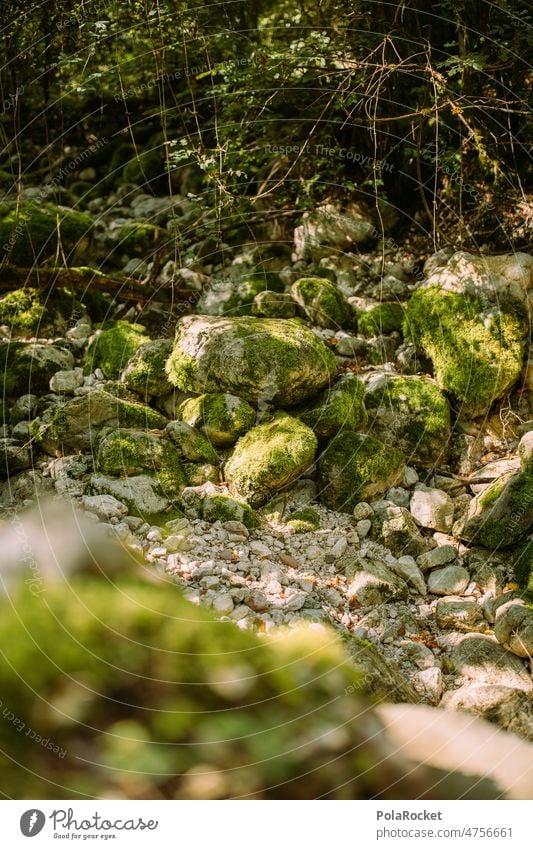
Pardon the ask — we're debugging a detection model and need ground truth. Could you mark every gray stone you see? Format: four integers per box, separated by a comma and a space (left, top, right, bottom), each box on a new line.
390, 555, 426, 596
49, 369, 84, 394
494, 603, 533, 658
427, 564, 470, 596
451, 634, 532, 692
417, 545, 457, 572
82, 494, 128, 521
443, 684, 533, 741
435, 599, 485, 632
371, 501, 426, 557
90, 473, 170, 519
410, 486, 454, 532
412, 667, 444, 704
346, 558, 409, 606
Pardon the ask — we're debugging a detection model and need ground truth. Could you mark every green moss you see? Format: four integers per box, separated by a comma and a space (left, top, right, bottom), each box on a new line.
286, 507, 320, 533
165, 420, 219, 464
292, 276, 354, 329
364, 374, 451, 466
116, 222, 161, 256
86, 320, 151, 379
166, 315, 338, 407
0, 288, 45, 331
202, 493, 258, 528
225, 414, 318, 507
198, 270, 284, 317
358, 303, 404, 337
298, 374, 367, 441
0, 341, 73, 396
178, 392, 256, 446
512, 541, 533, 592
405, 287, 526, 413
121, 338, 173, 396
0, 200, 93, 265
318, 431, 404, 512
96, 428, 186, 500
461, 470, 533, 548
183, 462, 220, 486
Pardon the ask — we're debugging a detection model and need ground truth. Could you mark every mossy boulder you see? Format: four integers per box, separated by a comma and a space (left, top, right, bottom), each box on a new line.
202, 493, 258, 528
358, 303, 404, 337
121, 338, 173, 397
178, 392, 256, 447
460, 470, 533, 549
0, 341, 74, 396
165, 420, 219, 464
405, 287, 526, 415
90, 473, 177, 522
298, 374, 367, 441
39, 388, 167, 452
364, 373, 451, 466
286, 507, 321, 533
0, 288, 46, 333
318, 431, 404, 512
196, 270, 284, 317
291, 276, 353, 329
0, 286, 100, 336
0, 574, 448, 800
166, 315, 337, 406
0, 200, 93, 265
86, 320, 151, 379
95, 427, 186, 500
225, 414, 318, 507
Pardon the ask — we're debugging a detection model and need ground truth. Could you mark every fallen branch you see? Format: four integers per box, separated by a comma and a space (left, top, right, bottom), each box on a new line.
0, 265, 199, 305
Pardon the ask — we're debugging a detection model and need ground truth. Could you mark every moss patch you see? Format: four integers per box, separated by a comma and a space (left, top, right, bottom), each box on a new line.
318, 430, 404, 512
298, 374, 367, 441
121, 338, 173, 397
286, 507, 320, 533
225, 414, 318, 507
364, 374, 451, 466
405, 287, 526, 414
202, 493, 258, 528
358, 303, 404, 337
86, 320, 151, 379
178, 392, 256, 447
292, 276, 353, 329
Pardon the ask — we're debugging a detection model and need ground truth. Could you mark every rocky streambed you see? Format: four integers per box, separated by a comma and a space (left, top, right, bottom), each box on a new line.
2, 195, 533, 747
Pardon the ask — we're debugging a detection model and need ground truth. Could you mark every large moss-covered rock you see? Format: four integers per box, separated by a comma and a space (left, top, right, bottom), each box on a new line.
298, 374, 367, 441
0, 341, 74, 395
423, 250, 533, 309
86, 321, 151, 379
38, 388, 167, 452
364, 373, 451, 466
95, 428, 186, 499
318, 431, 404, 512
291, 276, 353, 329
121, 338, 173, 397
0, 573, 466, 800
225, 414, 317, 507
0, 200, 93, 265
166, 315, 337, 406
460, 469, 533, 549
178, 392, 256, 447
405, 287, 526, 415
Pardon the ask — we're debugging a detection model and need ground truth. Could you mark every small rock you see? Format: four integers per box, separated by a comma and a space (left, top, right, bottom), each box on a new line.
81, 494, 128, 521
212, 593, 235, 615
494, 602, 533, 658
245, 590, 270, 612
352, 502, 373, 521
412, 667, 444, 704
435, 598, 485, 632
356, 519, 371, 538
391, 555, 427, 596
417, 545, 457, 572
49, 369, 84, 394
386, 487, 410, 509
428, 564, 470, 596
410, 485, 454, 532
